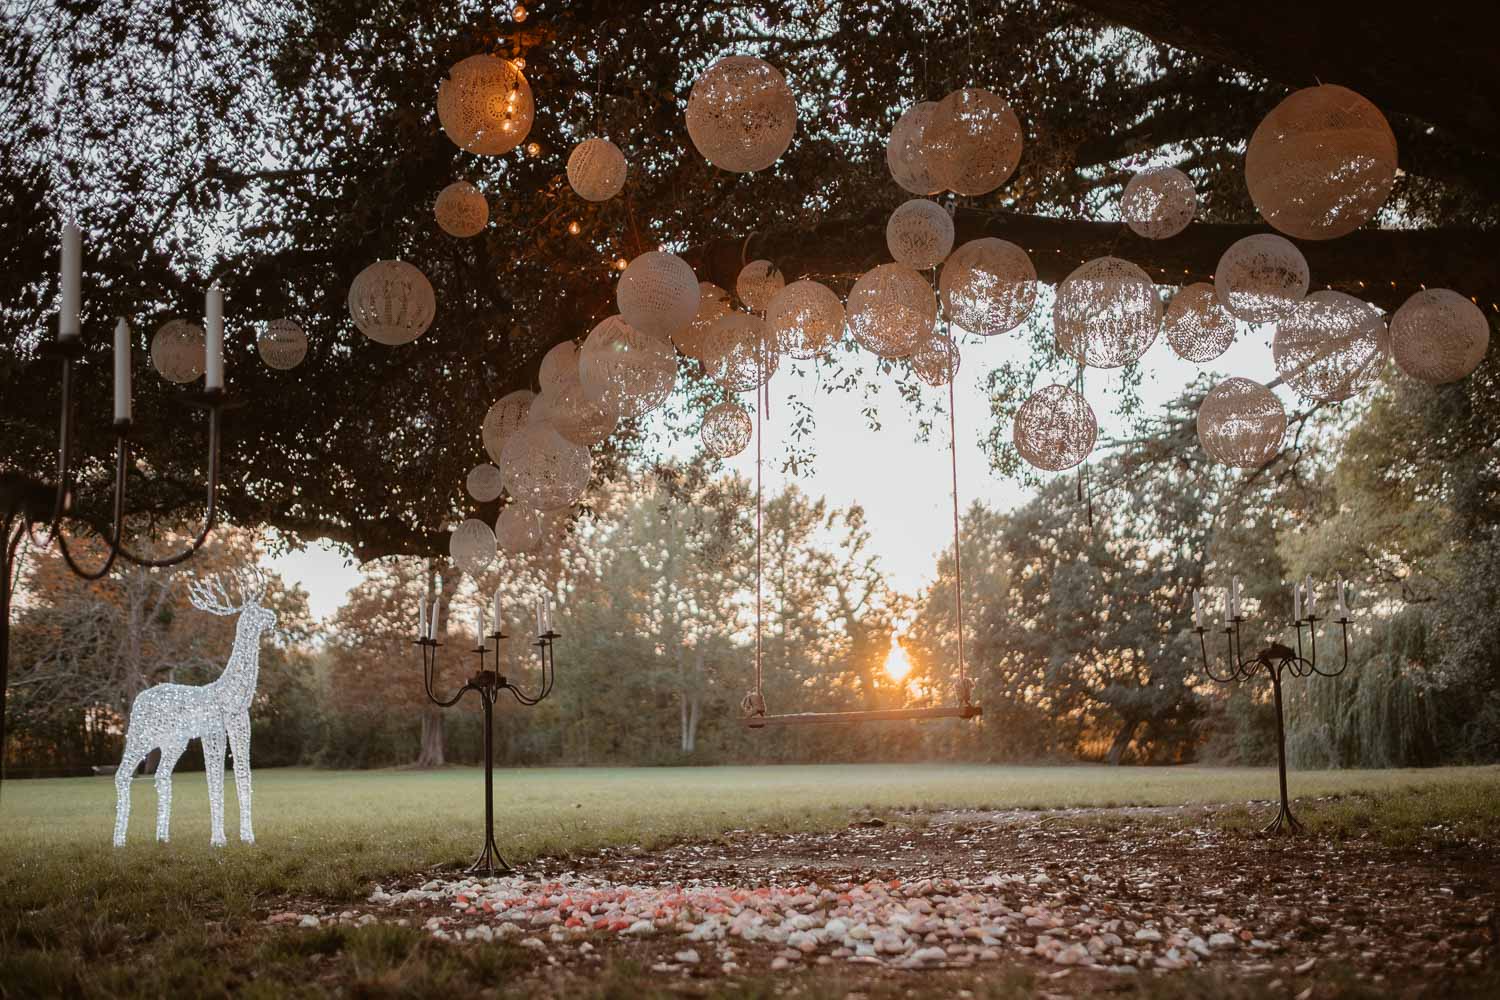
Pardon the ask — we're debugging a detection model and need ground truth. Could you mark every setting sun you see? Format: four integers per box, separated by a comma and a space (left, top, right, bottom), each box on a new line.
883, 636, 913, 682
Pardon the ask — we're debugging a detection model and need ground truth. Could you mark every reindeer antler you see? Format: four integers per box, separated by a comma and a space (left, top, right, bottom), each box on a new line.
187, 567, 269, 616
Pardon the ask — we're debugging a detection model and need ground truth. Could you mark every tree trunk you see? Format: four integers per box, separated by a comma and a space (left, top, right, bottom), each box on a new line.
416, 708, 445, 768
1106, 719, 1140, 766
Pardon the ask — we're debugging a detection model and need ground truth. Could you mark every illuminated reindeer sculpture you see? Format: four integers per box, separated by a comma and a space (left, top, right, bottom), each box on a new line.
112, 568, 276, 847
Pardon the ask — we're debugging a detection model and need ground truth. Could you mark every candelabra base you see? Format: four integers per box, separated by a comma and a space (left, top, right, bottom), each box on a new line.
464, 834, 516, 877
1259, 800, 1305, 837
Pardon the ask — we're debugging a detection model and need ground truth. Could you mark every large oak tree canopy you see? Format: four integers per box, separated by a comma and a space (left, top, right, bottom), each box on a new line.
1, 0, 1494, 561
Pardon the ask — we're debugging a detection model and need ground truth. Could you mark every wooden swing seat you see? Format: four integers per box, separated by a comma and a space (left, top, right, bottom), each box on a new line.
743, 704, 982, 728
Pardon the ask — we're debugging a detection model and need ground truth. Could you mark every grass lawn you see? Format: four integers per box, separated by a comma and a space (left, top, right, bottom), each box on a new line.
2, 762, 1499, 997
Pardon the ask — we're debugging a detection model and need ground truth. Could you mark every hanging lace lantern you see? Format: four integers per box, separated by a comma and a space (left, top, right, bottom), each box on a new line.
1121, 166, 1196, 240
1053, 257, 1161, 369
685, 55, 797, 173
466, 463, 505, 502
499, 422, 592, 511
617, 251, 699, 341
437, 54, 534, 156
449, 517, 498, 578
939, 238, 1036, 337
538, 340, 583, 393
887, 102, 943, 195
736, 260, 784, 313
482, 389, 535, 464
348, 260, 435, 345
1214, 234, 1309, 323
566, 137, 627, 201
151, 320, 205, 383
434, 181, 489, 237
495, 503, 544, 554
1013, 384, 1096, 472
256, 318, 307, 371
673, 282, 733, 360
1272, 290, 1390, 402
701, 312, 778, 390
766, 279, 844, 360
1390, 289, 1491, 385
886, 198, 955, 270
1163, 283, 1237, 363
578, 314, 678, 419
911, 331, 960, 387
924, 87, 1023, 197
847, 263, 937, 358
530, 381, 619, 447
1246, 84, 1398, 240
1197, 377, 1286, 468
700, 400, 753, 458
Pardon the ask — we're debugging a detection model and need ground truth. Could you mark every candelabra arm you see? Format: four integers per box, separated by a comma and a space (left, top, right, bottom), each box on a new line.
417, 639, 472, 707
1198, 620, 1247, 683
506, 632, 558, 706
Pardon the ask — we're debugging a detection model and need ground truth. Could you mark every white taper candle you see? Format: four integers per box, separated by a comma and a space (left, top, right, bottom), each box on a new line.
205, 285, 224, 390
60, 222, 81, 341
113, 317, 132, 423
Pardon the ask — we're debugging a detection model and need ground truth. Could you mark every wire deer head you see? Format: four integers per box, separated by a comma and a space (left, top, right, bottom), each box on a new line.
187, 568, 277, 634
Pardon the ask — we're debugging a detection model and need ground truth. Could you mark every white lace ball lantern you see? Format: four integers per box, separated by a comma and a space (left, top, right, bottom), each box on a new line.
578, 315, 678, 420
437, 54, 534, 156
151, 320, 205, 383
1214, 234, 1309, 323
495, 504, 544, 554
257, 319, 307, 370
886, 199, 955, 270
1197, 377, 1286, 468
566, 138, 627, 202
466, 463, 505, 502
766, 279, 844, 360
499, 423, 592, 511
847, 263, 937, 358
925, 88, 1023, 197
736, 260, 784, 313
701, 400, 753, 458
686, 55, 797, 173
434, 181, 488, 237
530, 382, 619, 447
1121, 166, 1196, 240
1164, 283, 1237, 363
482, 389, 535, 464
1272, 290, 1389, 402
449, 517, 498, 578
538, 340, 583, 393
911, 332, 960, 387
617, 251, 699, 341
702, 313, 778, 391
1053, 257, 1161, 369
348, 260, 435, 345
1389, 289, 1490, 385
674, 282, 733, 360
1245, 84, 1398, 240
887, 102, 943, 195
939, 238, 1036, 337
1013, 384, 1096, 472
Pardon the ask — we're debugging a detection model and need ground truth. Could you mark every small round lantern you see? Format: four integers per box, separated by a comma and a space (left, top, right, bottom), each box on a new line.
766, 279, 844, 359
500, 422, 593, 511
887, 102, 943, 195
886, 198, 955, 270
434, 181, 488, 237
538, 340, 583, 393
437, 53, 534, 156
1163, 283, 1237, 363
911, 331, 960, 387
924, 87, 1023, 197
736, 260, 784, 313
530, 382, 619, 447
482, 389, 535, 465
1053, 257, 1161, 369
566, 137, 628, 202
578, 314, 678, 420
151, 320, 205, 383
449, 517, 497, 578
674, 282, 733, 360
1214, 234, 1309, 323
701, 313, 778, 391
1389, 288, 1490, 385
846, 263, 937, 358
1272, 290, 1389, 402
700, 400, 753, 458
466, 463, 505, 502
1121, 166, 1196, 240
1013, 384, 1097, 472
495, 503, 543, 554
685, 55, 797, 173
617, 251, 699, 341
348, 260, 435, 345
1197, 377, 1286, 468
939, 238, 1036, 337
257, 318, 307, 370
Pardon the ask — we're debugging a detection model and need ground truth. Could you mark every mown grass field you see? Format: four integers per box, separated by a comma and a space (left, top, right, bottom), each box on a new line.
2, 763, 1499, 998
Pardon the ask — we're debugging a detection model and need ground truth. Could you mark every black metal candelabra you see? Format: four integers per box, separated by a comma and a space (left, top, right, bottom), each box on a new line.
0, 337, 228, 780
1194, 608, 1351, 834
416, 623, 559, 875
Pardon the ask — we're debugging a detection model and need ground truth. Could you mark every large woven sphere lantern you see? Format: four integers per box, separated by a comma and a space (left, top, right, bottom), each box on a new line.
939, 238, 1036, 337
887, 102, 943, 195
566, 137, 627, 201
348, 260, 435, 345
1214, 234, 1309, 323
674, 282, 732, 360
911, 331, 960, 387
1013, 384, 1096, 472
886, 198, 955, 270
579, 315, 678, 419
151, 320, 205, 383
482, 389, 535, 464
449, 517, 497, 578
736, 260, 784, 313
686, 55, 797, 173
1390, 289, 1490, 384
617, 251, 699, 341
701, 400, 753, 458
847, 263, 937, 358
257, 318, 307, 370
1164, 283, 1237, 363
530, 382, 619, 447
466, 463, 505, 503
437, 54, 534, 156
1245, 84, 1398, 240
495, 503, 543, 554
1053, 257, 1161, 369
1121, 166, 1196, 240
499, 422, 592, 511
702, 312, 779, 390
924, 88, 1023, 197
1197, 377, 1286, 468
1272, 290, 1389, 402
538, 340, 583, 393
434, 181, 488, 237
766, 280, 844, 360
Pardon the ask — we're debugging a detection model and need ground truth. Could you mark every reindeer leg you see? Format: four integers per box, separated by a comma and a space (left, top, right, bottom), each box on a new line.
113, 734, 151, 847
154, 740, 188, 843
203, 728, 228, 847
228, 712, 254, 844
